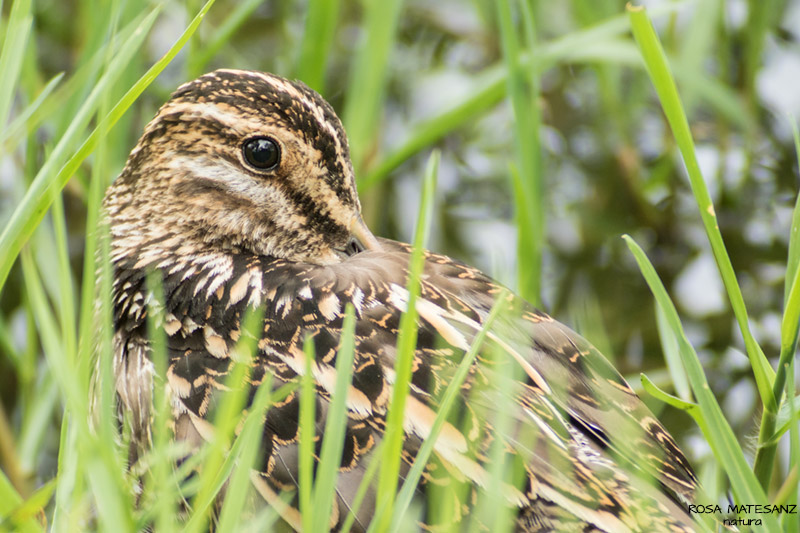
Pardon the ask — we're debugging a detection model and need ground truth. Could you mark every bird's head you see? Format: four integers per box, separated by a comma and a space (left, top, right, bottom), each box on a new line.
105, 69, 380, 265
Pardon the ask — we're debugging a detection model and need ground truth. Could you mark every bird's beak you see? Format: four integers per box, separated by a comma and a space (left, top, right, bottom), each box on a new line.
350, 215, 381, 251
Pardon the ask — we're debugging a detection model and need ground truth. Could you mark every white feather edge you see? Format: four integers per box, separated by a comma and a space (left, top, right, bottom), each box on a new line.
273, 286, 530, 508
388, 283, 551, 395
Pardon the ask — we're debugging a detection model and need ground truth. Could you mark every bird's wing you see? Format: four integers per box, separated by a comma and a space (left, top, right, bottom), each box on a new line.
112, 239, 697, 532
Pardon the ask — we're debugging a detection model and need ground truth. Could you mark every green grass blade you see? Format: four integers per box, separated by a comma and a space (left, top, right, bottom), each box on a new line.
0, 398, 25, 499
143, 270, 178, 533
76, 65, 115, 410
0, 72, 63, 149
216, 375, 273, 532
51, 412, 76, 532
674, 0, 719, 113
772, 394, 800, 443
0, 469, 23, 522
780, 121, 800, 369
3, 479, 55, 529
640, 373, 699, 413
627, 5, 779, 488
342, 0, 403, 174
628, 5, 774, 399
474, 342, 524, 533
786, 120, 800, 306
167, 382, 295, 531
89, 202, 130, 532
311, 304, 357, 532
295, 0, 340, 93
0, 468, 42, 533
778, 252, 800, 392
0, 316, 18, 369
509, 164, 539, 303
238, 504, 284, 532
496, 0, 543, 305
358, 76, 505, 193
358, 1, 702, 192
389, 289, 510, 532
371, 150, 439, 533
0, 18, 138, 157
771, 198, 800, 443
655, 302, 692, 402
338, 440, 384, 533
181, 398, 243, 530
0, 0, 32, 131
0, 5, 160, 293
298, 336, 316, 533
670, 60, 752, 131
23, 246, 134, 531
0, 0, 217, 294
623, 235, 778, 532
784, 361, 799, 532
85, 456, 134, 533
16, 376, 58, 473
20, 250, 84, 422
51, 193, 77, 378
742, 0, 771, 109
184, 306, 262, 533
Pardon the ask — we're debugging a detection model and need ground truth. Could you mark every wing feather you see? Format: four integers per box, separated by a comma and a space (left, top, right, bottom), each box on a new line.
111, 238, 697, 532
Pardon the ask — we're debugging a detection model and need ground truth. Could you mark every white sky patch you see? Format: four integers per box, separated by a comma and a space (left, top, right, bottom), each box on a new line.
757, 39, 800, 140
674, 253, 726, 317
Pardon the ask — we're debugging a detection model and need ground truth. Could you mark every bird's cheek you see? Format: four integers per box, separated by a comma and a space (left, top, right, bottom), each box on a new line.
280, 211, 311, 234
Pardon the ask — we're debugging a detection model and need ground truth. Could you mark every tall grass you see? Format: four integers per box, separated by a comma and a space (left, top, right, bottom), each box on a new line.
0, 0, 798, 532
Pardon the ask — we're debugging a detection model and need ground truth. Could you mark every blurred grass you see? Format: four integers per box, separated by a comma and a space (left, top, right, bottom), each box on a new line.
372, 149, 438, 533
388, 286, 510, 533
0, 0, 32, 132
496, 0, 543, 306
341, 0, 403, 175
294, 0, 340, 93
0, 0, 799, 531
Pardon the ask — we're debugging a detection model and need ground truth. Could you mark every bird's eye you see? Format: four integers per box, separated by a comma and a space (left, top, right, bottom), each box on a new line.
243, 137, 280, 170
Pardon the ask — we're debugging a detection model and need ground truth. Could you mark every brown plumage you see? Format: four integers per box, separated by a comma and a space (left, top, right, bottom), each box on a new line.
101, 69, 698, 532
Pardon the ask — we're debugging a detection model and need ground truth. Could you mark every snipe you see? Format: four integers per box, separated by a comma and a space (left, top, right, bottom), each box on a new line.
100, 69, 697, 532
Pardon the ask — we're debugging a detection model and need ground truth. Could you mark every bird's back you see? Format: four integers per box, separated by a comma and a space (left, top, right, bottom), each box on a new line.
110, 236, 697, 532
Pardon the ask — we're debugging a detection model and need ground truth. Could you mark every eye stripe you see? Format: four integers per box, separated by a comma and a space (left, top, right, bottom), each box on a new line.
167, 71, 355, 199
279, 184, 349, 239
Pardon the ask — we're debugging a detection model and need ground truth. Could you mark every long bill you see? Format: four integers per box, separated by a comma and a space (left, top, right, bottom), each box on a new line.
350, 215, 382, 251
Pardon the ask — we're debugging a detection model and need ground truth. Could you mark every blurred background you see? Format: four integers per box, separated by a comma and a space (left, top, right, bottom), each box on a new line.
1, 0, 799, 510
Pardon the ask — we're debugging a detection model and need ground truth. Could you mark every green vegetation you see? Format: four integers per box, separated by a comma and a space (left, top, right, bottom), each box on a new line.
1, 0, 798, 531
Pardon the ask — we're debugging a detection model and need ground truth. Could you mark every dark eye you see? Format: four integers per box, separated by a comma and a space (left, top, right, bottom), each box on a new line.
243, 137, 280, 170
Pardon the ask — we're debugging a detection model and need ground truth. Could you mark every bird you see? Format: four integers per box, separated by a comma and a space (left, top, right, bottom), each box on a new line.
101, 69, 699, 532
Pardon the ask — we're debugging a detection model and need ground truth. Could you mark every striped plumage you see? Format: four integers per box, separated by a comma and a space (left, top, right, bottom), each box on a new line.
101, 69, 698, 532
